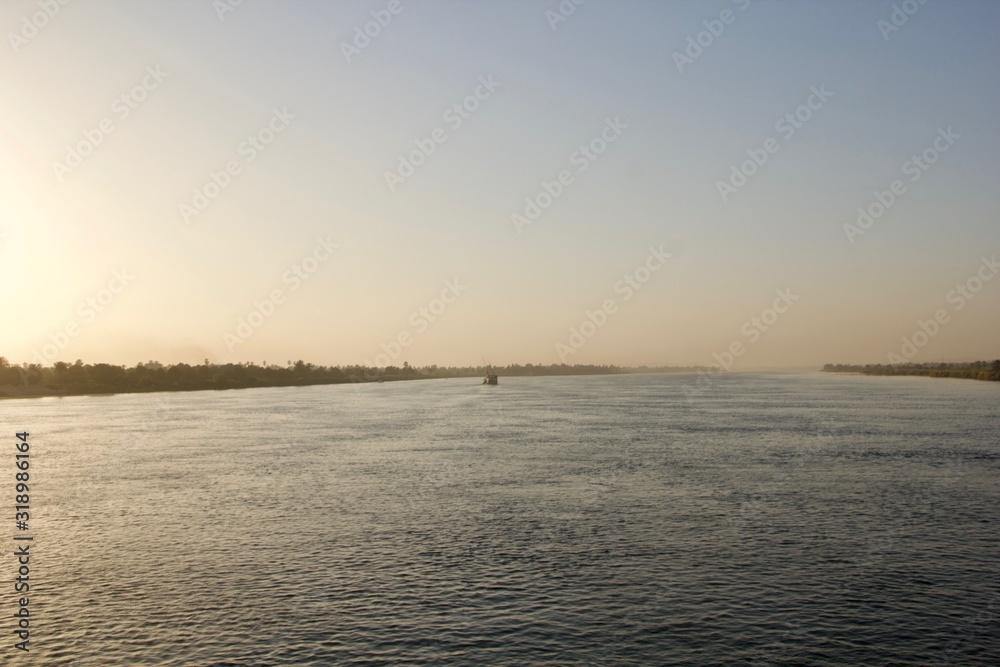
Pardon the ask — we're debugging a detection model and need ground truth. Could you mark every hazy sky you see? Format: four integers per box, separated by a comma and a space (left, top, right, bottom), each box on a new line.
2, 0, 998, 369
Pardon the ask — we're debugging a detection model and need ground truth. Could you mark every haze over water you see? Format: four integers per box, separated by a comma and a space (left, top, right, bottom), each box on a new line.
6, 373, 998, 665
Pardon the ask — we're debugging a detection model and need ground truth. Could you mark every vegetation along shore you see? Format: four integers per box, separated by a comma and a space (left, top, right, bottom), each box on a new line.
0, 357, 705, 399
823, 361, 1000, 382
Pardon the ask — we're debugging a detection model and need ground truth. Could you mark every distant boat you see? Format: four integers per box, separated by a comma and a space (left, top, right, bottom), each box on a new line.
483, 362, 499, 385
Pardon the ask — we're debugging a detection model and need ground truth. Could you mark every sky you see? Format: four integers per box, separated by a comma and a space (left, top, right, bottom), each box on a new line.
1, 0, 998, 370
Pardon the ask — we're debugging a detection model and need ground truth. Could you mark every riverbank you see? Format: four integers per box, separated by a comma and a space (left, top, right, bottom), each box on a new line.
0, 361, 707, 400
823, 362, 1000, 382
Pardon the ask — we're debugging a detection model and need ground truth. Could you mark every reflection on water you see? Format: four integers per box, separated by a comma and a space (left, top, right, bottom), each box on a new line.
2, 372, 998, 665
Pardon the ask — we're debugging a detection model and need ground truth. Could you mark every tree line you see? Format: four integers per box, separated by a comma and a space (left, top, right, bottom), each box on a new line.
0, 357, 705, 398
823, 361, 1000, 382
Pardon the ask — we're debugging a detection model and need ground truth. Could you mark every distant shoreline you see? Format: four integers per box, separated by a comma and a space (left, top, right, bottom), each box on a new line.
5, 360, 996, 401
823, 362, 1000, 382
0, 361, 708, 401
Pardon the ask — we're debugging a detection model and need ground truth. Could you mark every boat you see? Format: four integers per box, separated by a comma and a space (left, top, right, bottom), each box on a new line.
483, 362, 499, 385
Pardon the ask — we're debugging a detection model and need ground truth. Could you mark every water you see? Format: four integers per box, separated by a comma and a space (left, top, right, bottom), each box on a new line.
2, 372, 998, 665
